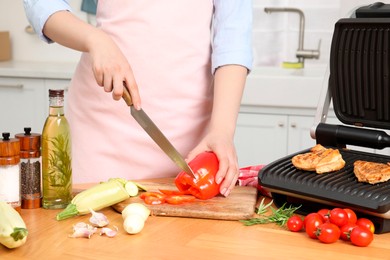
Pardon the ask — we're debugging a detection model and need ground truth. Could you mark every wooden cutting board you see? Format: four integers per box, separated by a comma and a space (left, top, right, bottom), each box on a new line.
112, 178, 258, 220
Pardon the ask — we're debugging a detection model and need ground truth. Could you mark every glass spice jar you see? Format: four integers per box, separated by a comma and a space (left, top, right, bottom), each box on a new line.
0, 132, 21, 212
15, 127, 42, 209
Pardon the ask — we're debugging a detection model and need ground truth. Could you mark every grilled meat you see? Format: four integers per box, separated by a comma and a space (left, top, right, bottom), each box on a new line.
354, 160, 390, 184
292, 144, 345, 174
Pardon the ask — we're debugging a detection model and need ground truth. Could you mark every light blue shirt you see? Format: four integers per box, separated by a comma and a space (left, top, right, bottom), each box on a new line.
23, 0, 253, 73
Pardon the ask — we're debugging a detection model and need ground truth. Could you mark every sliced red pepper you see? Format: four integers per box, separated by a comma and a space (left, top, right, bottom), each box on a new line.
165, 195, 196, 205
175, 152, 220, 200
158, 189, 190, 196
140, 192, 166, 205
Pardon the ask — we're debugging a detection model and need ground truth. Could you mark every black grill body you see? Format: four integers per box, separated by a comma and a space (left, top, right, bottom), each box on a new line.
258, 3, 390, 234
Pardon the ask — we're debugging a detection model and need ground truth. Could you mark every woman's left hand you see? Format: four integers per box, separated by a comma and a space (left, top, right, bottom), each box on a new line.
186, 132, 239, 197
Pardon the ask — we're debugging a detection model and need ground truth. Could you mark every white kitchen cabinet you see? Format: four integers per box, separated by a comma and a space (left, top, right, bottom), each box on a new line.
0, 76, 70, 137
235, 112, 288, 167
287, 115, 317, 154
0, 77, 46, 136
235, 113, 321, 167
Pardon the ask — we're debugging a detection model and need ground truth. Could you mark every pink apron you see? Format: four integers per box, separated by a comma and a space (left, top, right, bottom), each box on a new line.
67, 0, 214, 183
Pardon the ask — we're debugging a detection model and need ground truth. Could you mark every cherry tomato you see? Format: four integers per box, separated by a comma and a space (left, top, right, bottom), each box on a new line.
343, 208, 357, 224
175, 152, 220, 200
287, 215, 304, 232
165, 195, 196, 205
317, 209, 330, 222
305, 214, 323, 239
316, 222, 341, 244
356, 218, 375, 234
350, 226, 374, 247
339, 223, 357, 241
304, 213, 322, 228
329, 208, 349, 227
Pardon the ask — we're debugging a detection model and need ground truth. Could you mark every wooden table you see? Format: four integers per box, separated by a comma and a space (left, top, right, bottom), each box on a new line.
2, 185, 390, 259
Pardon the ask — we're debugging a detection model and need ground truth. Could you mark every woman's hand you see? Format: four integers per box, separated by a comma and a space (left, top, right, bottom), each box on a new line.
186, 132, 239, 197
42, 10, 141, 108
87, 31, 141, 108
186, 65, 248, 197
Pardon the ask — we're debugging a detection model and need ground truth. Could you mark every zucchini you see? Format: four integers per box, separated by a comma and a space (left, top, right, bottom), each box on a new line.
56, 179, 131, 221
0, 201, 28, 249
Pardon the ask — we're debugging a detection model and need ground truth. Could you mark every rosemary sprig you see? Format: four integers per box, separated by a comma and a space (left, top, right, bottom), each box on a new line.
240, 199, 301, 227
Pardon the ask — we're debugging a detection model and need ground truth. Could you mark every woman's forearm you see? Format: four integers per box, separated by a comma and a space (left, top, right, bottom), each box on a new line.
210, 65, 248, 137
43, 10, 103, 53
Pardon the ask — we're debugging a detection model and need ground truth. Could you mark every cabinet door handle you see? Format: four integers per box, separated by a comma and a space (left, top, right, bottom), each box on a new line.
0, 84, 24, 89
291, 122, 297, 128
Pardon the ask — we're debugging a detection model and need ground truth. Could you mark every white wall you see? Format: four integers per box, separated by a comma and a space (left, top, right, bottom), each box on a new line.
253, 0, 383, 67
0, 0, 88, 63
0, 0, 384, 65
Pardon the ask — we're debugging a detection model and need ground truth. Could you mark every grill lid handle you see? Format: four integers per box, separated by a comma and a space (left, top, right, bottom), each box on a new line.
316, 123, 390, 149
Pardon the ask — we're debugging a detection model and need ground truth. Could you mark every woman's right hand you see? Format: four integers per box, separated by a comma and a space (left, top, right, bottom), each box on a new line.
87, 30, 141, 108
42, 10, 141, 108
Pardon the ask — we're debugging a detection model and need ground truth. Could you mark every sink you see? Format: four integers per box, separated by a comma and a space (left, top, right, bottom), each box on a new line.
242, 66, 328, 108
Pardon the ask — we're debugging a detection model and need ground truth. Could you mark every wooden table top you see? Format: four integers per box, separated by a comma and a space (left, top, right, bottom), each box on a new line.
2, 184, 390, 259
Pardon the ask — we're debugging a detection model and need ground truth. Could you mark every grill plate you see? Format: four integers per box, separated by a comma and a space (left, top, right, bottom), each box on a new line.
259, 148, 390, 213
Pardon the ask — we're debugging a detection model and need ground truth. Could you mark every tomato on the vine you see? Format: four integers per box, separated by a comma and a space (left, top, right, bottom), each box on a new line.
317, 209, 330, 222
329, 208, 349, 227
305, 214, 323, 239
350, 226, 374, 247
339, 223, 357, 241
316, 222, 341, 243
356, 218, 375, 234
343, 208, 357, 224
287, 215, 304, 232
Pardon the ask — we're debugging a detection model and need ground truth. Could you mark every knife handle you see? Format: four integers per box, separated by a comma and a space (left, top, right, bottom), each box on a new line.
122, 85, 133, 106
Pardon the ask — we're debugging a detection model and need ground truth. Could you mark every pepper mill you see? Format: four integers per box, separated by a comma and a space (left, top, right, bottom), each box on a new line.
15, 127, 42, 209
0, 132, 21, 212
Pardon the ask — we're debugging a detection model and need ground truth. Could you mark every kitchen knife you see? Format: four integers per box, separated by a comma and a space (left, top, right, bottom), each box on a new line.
122, 86, 195, 178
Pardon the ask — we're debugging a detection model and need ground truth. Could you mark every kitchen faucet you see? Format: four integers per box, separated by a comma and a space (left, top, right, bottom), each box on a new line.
264, 7, 320, 68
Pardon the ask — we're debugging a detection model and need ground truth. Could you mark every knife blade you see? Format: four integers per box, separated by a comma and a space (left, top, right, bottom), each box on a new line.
122, 86, 195, 178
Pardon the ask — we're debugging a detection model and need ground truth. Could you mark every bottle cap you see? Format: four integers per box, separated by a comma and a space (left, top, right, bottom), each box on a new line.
15, 127, 41, 158
49, 89, 64, 97
0, 132, 20, 165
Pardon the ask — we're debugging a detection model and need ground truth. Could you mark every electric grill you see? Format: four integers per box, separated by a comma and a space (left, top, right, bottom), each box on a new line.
258, 2, 390, 234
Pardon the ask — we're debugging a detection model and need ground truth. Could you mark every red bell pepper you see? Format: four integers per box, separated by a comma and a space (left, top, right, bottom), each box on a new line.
174, 151, 220, 200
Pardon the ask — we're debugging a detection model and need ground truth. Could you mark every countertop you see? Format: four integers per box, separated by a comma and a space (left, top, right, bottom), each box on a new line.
0, 60, 77, 79
2, 183, 390, 259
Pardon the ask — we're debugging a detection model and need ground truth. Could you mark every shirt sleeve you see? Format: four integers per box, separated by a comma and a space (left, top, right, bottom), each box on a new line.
23, 0, 72, 43
212, 0, 253, 73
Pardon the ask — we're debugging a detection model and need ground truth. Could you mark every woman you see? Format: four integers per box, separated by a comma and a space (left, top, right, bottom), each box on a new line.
24, 0, 252, 197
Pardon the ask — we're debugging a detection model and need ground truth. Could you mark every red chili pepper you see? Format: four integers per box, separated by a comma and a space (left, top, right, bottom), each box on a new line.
174, 151, 220, 200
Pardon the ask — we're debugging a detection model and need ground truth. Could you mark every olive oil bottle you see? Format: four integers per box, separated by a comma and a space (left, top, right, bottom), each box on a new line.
42, 89, 72, 209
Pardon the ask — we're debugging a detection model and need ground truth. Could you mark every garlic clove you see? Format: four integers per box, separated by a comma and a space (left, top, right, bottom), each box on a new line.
100, 226, 118, 238
69, 222, 97, 238
89, 208, 109, 227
